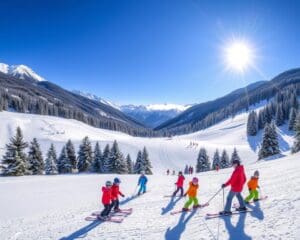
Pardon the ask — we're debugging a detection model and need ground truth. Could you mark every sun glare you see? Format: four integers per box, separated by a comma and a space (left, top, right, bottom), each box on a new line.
225, 40, 253, 73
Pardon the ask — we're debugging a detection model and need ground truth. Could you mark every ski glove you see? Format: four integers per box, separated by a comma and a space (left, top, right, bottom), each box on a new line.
121, 194, 125, 197
183, 193, 187, 197
221, 184, 226, 188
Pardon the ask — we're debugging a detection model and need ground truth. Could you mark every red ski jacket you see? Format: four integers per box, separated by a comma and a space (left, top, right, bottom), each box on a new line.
111, 184, 123, 200
176, 175, 185, 187
102, 186, 112, 205
224, 165, 247, 192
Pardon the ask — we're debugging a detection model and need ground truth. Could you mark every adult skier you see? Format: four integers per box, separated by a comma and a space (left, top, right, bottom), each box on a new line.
220, 159, 247, 215
111, 177, 125, 212
137, 171, 148, 195
173, 171, 185, 197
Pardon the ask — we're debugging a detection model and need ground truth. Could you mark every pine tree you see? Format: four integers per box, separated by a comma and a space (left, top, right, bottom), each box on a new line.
258, 110, 265, 130
292, 113, 300, 153
230, 148, 241, 165
77, 136, 93, 172
196, 147, 210, 172
212, 149, 220, 170
184, 165, 189, 174
289, 108, 297, 131
91, 142, 103, 173
45, 144, 58, 175
57, 146, 72, 173
247, 111, 258, 136
110, 140, 128, 174
220, 150, 230, 168
27, 138, 44, 175
134, 150, 144, 174
66, 140, 77, 170
142, 146, 153, 175
258, 122, 281, 159
102, 144, 112, 173
126, 154, 134, 174
2, 127, 28, 176
275, 104, 284, 126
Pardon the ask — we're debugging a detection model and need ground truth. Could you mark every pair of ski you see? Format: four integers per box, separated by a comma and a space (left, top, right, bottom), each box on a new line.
206, 196, 268, 219
170, 203, 209, 215
85, 208, 133, 223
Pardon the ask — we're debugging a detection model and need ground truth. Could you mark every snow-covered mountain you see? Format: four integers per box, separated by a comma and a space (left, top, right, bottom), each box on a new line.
0, 63, 45, 82
120, 104, 192, 128
72, 90, 120, 110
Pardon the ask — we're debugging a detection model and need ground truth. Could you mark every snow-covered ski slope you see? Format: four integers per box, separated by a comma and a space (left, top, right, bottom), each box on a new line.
1, 153, 300, 239
0, 104, 295, 172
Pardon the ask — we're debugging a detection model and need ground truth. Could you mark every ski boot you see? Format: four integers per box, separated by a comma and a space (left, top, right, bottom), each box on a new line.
219, 211, 232, 215
236, 206, 247, 211
182, 207, 189, 212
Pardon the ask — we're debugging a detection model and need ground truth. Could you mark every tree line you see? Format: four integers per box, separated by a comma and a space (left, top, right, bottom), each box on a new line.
195, 147, 241, 173
0, 127, 153, 176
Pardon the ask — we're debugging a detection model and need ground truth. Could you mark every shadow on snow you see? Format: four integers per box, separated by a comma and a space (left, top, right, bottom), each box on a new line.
223, 212, 252, 240
161, 196, 182, 215
164, 210, 197, 240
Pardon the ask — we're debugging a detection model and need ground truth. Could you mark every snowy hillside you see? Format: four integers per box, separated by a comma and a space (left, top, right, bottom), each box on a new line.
1, 152, 299, 239
0, 103, 295, 172
0, 62, 45, 82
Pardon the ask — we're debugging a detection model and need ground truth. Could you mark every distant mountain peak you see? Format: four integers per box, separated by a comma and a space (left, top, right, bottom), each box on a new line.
0, 62, 45, 82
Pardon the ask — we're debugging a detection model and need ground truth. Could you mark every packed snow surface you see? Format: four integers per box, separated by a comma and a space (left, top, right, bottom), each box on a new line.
0, 153, 300, 239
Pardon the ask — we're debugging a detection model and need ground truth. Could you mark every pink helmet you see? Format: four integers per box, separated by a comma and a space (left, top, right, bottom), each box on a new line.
192, 177, 199, 184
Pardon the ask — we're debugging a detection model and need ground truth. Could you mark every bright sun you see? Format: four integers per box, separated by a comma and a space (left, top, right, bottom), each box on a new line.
225, 41, 253, 73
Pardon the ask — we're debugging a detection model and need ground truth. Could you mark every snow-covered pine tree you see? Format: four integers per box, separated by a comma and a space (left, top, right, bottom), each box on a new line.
126, 154, 134, 174
142, 146, 153, 175
27, 138, 44, 175
292, 113, 300, 153
258, 122, 281, 159
110, 140, 128, 174
77, 136, 93, 172
184, 165, 189, 174
57, 146, 72, 174
289, 108, 297, 131
247, 111, 258, 136
212, 149, 220, 170
45, 144, 57, 175
230, 147, 241, 165
258, 110, 265, 130
66, 139, 77, 171
196, 147, 210, 172
220, 150, 230, 169
2, 127, 28, 176
134, 150, 144, 174
275, 103, 285, 126
102, 144, 112, 173
91, 142, 103, 173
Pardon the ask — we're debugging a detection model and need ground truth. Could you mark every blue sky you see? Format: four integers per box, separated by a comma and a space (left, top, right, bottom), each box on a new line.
0, 0, 299, 105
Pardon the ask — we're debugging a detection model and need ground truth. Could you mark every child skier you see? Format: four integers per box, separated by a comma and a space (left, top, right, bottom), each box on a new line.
99, 180, 113, 219
245, 170, 260, 203
137, 171, 148, 195
111, 177, 125, 212
173, 171, 185, 197
220, 159, 247, 215
182, 177, 200, 211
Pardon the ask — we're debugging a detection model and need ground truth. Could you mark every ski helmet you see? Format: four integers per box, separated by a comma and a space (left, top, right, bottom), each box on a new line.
232, 160, 241, 166
114, 177, 121, 184
105, 181, 112, 187
179, 171, 183, 175
254, 170, 259, 177
141, 171, 145, 175
192, 177, 199, 184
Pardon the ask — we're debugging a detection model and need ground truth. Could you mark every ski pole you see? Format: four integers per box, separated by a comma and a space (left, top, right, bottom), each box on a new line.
222, 188, 225, 210
206, 188, 223, 205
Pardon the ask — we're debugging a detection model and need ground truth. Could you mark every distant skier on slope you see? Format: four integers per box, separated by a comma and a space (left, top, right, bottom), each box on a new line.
137, 171, 148, 195
220, 159, 247, 215
173, 171, 185, 197
111, 177, 125, 212
99, 180, 113, 220
167, 169, 170, 175
182, 177, 200, 211
245, 170, 260, 204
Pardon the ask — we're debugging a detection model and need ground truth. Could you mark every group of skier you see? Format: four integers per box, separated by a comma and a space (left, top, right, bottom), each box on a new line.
171, 159, 261, 215
99, 172, 148, 220
99, 159, 261, 219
